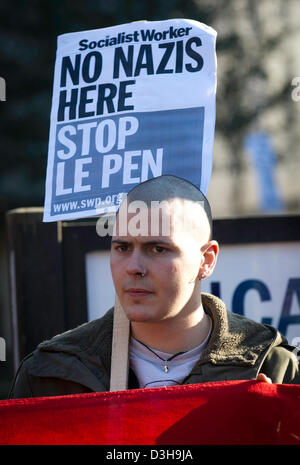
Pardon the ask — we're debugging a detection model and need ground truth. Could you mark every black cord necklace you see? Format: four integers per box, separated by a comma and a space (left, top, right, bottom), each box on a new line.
135, 339, 185, 373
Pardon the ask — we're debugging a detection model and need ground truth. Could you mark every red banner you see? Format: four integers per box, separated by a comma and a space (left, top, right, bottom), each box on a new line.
1, 380, 300, 445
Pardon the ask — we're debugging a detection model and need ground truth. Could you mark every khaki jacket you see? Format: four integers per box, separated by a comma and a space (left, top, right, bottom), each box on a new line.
9, 294, 300, 399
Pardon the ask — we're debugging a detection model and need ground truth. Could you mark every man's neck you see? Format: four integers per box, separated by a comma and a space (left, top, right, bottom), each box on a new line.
130, 304, 211, 354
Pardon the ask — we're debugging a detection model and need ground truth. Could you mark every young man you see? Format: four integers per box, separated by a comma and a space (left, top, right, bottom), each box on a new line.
9, 175, 299, 398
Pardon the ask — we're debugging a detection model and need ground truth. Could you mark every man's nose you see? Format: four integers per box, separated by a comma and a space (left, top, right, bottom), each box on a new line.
126, 250, 146, 276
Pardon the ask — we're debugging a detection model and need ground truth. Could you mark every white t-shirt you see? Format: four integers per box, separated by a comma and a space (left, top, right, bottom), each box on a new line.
129, 321, 212, 389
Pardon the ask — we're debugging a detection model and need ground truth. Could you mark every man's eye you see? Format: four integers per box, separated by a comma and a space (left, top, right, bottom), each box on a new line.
152, 246, 166, 254
115, 245, 129, 252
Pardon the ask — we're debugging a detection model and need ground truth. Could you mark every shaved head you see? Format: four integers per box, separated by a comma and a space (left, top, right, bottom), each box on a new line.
117, 175, 213, 242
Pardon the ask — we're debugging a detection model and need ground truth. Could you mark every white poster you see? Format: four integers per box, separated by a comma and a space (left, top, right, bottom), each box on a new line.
85, 242, 300, 346
43, 19, 217, 222
202, 242, 300, 346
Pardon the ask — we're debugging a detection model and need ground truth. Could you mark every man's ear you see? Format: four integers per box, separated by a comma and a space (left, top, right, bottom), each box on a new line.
198, 240, 219, 279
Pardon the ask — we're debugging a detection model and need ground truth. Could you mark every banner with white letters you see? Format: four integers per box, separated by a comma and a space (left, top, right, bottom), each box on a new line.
43, 19, 217, 222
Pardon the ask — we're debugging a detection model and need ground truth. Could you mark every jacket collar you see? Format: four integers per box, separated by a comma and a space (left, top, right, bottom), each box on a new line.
200, 293, 279, 366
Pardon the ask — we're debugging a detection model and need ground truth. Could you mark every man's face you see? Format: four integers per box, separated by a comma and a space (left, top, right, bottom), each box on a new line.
110, 198, 210, 324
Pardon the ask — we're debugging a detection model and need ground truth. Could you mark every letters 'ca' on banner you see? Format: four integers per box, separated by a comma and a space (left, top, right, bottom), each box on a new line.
43, 19, 217, 222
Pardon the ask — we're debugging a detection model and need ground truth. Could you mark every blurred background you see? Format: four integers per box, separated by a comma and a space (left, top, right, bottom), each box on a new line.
0, 0, 299, 398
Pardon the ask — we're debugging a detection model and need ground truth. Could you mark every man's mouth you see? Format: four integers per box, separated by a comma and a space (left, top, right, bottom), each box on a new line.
125, 288, 154, 297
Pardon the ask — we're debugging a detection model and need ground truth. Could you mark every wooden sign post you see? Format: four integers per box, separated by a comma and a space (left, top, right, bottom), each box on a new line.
110, 296, 130, 391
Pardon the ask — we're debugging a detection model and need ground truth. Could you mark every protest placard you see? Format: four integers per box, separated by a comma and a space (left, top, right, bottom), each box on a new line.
43, 18, 217, 222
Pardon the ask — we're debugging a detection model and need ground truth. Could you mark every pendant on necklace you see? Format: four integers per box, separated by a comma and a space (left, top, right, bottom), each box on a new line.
164, 363, 169, 373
